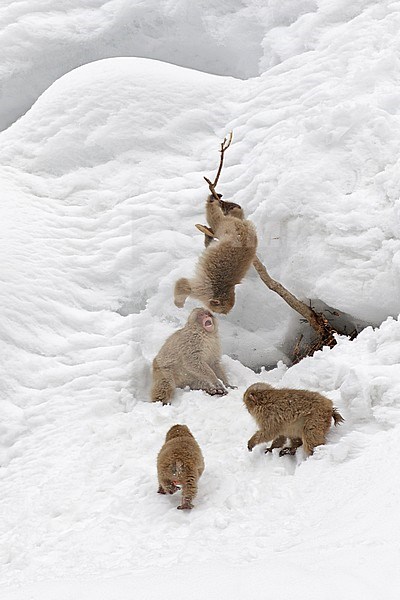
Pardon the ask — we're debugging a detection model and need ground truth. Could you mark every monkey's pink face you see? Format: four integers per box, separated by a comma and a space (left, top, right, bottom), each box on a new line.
198, 310, 215, 332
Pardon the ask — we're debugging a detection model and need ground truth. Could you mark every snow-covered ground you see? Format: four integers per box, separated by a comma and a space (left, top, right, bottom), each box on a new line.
1, 1, 400, 598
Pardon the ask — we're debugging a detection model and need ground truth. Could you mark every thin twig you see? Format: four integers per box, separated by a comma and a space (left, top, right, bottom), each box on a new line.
213, 132, 233, 188
203, 176, 220, 201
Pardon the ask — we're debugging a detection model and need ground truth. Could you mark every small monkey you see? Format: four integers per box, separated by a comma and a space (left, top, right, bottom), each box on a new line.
157, 424, 205, 510
151, 307, 230, 404
244, 382, 344, 457
174, 194, 257, 314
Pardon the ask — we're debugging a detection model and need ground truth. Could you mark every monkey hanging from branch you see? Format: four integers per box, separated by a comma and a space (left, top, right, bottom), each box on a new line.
174, 133, 258, 314
194, 133, 343, 361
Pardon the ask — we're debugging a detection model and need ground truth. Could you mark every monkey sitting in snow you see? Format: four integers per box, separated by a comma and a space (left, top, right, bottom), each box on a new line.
151, 307, 230, 404
174, 194, 257, 314
244, 382, 344, 457
157, 424, 205, 510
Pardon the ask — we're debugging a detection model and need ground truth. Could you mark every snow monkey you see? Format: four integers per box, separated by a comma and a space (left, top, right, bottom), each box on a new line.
174, 194, 257, 314
157, 424, 205, 510
244, 383, 344, 457
151, 307, 230, 404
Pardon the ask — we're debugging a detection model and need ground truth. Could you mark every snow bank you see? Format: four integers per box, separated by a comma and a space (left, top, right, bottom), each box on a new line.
0, 0, 317, 130
1, 0, 400, 597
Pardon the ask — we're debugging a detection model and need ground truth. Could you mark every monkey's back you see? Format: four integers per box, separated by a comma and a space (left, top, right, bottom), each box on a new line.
199, 218, 257, 285
153, 324, 221, 371
157, 436, 205, 477
253, 388, 334, 429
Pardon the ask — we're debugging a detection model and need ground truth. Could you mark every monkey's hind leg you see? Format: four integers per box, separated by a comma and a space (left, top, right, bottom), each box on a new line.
151, 366, 175, 405
174, 278, 192, 308
177, 470, 198, 510
265, 435, 287, 454
302, 419, 327, 456
157, 480, 180, 495
278, 437, 303, 456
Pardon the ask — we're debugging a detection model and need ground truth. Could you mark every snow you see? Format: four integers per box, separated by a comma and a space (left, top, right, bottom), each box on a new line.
1, 1, 400, 598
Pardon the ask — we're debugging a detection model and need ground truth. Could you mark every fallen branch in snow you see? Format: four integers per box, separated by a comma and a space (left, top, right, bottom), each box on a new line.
251, 256, 338, 357
200, 135, 342, 362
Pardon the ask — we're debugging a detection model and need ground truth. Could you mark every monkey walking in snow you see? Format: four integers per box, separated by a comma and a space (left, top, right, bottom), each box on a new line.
244, 382, 344, 457
157, 424, 205, 510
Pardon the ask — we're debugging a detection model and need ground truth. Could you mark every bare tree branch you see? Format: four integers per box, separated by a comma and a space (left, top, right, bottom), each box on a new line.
200, 134, 343, 360
252, 257, 337, 349
213, 132, 233, 188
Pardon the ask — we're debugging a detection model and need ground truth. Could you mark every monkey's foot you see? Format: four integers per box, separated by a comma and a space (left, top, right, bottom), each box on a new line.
157, 486, 167, 494
206, 386, 228, 396
247, 443, 254, 452
279, 447, 297, 457
166, 483, 180, 495
177, 500, 194, 510
264, 447, 273, 454
152, 396, 171, 405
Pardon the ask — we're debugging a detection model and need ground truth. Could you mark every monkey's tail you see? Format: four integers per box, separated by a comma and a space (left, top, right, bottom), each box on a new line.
332, 408, 344, 426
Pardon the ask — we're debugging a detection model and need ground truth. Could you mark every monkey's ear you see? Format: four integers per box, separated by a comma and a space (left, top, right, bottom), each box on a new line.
209, 299, 221, 307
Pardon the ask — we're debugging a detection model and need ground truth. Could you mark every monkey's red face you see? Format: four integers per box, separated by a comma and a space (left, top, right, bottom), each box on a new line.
198, 310, 215, 332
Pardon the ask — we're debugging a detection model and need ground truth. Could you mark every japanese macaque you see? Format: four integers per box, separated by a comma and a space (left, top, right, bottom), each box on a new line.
157, 424, 205, 510
244, 382, 344, 457
174, 194, 257, 314
151, 307, 230, 404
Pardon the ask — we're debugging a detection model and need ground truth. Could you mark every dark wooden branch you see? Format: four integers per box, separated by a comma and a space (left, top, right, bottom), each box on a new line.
252, 257, 337, 348
201, 134, 341, 360
213, 132, 233, 188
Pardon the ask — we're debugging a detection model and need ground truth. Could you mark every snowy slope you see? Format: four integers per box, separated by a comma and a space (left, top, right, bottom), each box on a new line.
0, 0, 317, 131
1, 1, 400, 598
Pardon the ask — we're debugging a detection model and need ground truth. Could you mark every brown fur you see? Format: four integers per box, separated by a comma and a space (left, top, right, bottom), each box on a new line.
204, 198, 244, 248
244, 382, 344, 457
174, 195, 257, 314
151, 307, 230, 404
157, 424, 205, 509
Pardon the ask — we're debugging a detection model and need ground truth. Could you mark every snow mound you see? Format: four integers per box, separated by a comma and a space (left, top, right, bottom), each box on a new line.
1, 0, 400, 596
0, 0, 317, 130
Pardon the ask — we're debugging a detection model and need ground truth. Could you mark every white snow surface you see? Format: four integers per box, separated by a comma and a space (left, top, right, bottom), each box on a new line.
1, 1, 400, 598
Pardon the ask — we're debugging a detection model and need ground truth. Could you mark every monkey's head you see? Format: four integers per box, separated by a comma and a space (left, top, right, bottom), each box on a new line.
243, 383, 273, 410
165, 424, 193, 442
208, 289, 235, 314
188, 307, 217, 332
